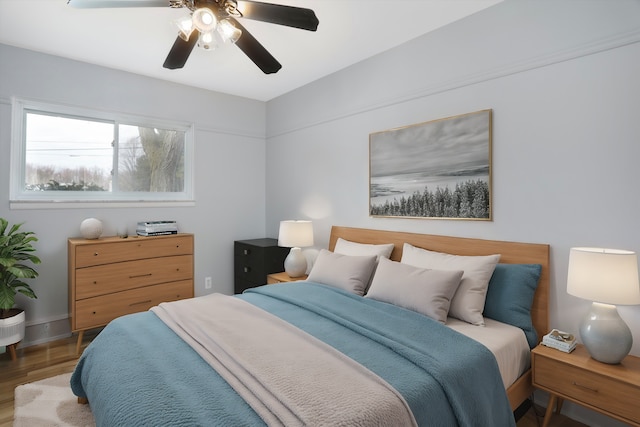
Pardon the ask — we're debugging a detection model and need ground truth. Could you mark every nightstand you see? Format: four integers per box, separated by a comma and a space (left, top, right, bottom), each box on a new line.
531, 344, 640, 427
266, 272, 308, 284
234, 239, 289, 293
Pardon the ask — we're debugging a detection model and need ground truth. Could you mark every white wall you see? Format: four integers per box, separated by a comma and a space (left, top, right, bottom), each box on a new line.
265, 2, 640, 425
0, 44, 268, 344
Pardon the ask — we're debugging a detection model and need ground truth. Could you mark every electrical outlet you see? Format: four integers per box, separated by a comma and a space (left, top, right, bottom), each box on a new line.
205, 276, 212, 289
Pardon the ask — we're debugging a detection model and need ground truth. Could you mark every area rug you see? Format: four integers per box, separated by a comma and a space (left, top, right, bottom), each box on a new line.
13, 372, 95, 427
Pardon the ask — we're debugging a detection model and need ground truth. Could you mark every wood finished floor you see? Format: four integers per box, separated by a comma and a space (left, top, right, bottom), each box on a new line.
1, 334, 588, 427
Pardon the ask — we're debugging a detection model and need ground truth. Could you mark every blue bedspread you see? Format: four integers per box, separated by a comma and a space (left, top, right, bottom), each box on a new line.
71, 282, 515, 426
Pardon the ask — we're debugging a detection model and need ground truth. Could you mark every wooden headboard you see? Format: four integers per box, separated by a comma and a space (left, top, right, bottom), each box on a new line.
328, 226, 550, 344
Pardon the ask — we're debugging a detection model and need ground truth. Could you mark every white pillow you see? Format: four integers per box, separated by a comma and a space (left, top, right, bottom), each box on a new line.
400, 243, 500, 325
366, 257, 463, 323
306, 249, 377, 296
334, 238, 394, 260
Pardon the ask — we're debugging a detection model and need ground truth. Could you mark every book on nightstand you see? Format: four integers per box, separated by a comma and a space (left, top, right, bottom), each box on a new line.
541, 329, 577, 353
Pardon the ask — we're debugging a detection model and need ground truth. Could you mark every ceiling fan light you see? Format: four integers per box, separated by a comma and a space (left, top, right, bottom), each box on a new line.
198, 30, 218, 51
192, 8, 217, 33
217, 19, 242, 44
173, 15, 194, 41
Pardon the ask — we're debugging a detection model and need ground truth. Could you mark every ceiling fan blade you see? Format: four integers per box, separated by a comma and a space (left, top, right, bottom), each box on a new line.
237, 1, 319, 31
230, 18, 282, 74
163, 31, 199, 70
67, 0, 168, 8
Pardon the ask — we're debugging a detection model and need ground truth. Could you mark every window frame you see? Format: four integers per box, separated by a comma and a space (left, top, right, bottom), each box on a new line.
10, 98, 195, 208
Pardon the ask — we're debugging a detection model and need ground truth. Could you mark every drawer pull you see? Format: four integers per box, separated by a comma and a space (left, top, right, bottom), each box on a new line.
129, 273, 153, 279
94, 252, 99, 256
244, 249, 250, 255
572, 382, 598, 393
129, 300, 152, 307
244, 267, 251, 273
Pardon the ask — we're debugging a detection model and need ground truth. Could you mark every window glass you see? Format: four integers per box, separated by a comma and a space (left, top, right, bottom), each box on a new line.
117, 124, 185, 193
25, 112, 113, 192
11, 99, 193, 205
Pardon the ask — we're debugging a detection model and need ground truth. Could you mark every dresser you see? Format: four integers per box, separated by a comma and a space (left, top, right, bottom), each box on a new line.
68, 233, 194, 353
234, 238, 289, 293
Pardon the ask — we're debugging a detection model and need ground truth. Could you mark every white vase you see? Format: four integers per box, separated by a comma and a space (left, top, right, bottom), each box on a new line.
80, 218, 103, 239
0, 309, 26, 346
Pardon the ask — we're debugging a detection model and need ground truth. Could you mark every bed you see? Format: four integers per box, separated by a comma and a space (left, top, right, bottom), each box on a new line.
71, 226, 549, 426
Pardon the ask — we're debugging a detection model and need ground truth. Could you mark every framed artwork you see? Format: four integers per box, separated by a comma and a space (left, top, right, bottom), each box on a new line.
369, 109, 492, 220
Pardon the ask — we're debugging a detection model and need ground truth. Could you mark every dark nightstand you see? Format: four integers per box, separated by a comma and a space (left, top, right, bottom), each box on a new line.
234, 238, 289, 294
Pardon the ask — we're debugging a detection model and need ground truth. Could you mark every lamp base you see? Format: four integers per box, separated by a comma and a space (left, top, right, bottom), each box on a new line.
579, 302, 633, 364
284, 247, 307, 278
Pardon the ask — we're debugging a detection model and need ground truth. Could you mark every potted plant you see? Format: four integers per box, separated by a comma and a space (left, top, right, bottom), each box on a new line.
0, 218, 40, 355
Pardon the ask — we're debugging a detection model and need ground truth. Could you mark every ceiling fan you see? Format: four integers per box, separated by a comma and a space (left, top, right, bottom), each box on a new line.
67, 0, 319, 74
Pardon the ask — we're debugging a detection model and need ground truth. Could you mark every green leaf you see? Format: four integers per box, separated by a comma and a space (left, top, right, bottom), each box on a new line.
0, 218, 39, 309
0, 285, 16, 311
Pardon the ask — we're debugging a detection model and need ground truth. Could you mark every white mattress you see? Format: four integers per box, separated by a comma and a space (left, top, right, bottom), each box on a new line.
446, 317, 531, 389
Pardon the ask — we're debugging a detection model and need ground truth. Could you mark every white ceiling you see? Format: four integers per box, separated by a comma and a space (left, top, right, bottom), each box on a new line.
0, 0, 502, 101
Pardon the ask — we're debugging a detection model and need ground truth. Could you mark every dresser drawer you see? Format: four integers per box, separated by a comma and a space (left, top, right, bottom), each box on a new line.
535, 354, 640, 424
75, 255, 193, 300
234, 242, 265, 283
74, 235, 193, 268
74, 280, 193, 330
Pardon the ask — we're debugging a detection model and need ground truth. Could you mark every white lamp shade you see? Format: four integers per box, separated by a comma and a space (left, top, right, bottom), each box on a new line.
567, 247, 640, 305
218, 19, 242, 44
278, 220, 313, 248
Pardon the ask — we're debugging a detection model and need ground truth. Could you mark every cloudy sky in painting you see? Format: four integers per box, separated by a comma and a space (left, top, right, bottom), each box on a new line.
370, 110, 491, 177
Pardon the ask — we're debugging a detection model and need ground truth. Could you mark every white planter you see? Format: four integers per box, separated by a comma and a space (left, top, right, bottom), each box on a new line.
0, 310, 26, 346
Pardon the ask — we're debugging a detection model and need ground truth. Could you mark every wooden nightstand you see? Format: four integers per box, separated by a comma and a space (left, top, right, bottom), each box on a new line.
531, 344, 640, 427
266, 272, 308, 284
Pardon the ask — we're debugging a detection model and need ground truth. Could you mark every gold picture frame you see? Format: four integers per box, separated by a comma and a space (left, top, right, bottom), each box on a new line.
369, 109, 492, 220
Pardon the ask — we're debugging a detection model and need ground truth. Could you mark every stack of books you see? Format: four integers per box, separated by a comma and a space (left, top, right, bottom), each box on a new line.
542, 329, 577, 353
136, 221, 178, 236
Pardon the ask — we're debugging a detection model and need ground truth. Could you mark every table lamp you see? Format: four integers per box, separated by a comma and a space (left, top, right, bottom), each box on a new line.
567, 247, 640, 364
278, 220, 314, 278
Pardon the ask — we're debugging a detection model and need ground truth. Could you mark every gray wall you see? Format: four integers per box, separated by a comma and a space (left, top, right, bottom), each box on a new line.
0, 44, 268, 343
265, 2, 639, 425
1, 0, 639, 425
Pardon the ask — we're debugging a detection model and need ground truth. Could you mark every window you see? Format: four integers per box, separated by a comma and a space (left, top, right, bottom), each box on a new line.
10, 98, 194, 206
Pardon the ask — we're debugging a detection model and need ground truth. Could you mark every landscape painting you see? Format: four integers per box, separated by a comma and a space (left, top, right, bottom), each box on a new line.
369, 109, 492, 220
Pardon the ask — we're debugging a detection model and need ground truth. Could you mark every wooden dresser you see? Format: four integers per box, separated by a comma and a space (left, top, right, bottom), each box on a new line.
68, 233, 194, 353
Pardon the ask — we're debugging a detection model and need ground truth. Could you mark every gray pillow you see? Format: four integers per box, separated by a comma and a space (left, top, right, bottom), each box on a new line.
401, 243, 500, 325
334, 238, 394, 260
366, 257, 463, 323
307, 249, 377, 296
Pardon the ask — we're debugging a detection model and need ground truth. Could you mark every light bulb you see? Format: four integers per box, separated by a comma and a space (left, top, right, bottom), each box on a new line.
192, 8, 217, 33
198, 30, 218, 50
